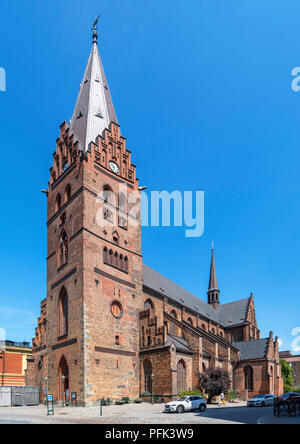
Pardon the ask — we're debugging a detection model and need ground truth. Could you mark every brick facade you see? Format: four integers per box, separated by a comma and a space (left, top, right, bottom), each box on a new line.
28, 32, 283, 405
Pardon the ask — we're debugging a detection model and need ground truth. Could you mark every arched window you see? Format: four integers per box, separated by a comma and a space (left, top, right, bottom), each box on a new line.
103, 247, 108, 263
211, 328, 216, 335
119, 254, 124, 270
55, 194, 62, 212
113, 252, 119, 268
202, 324, 206, 331
124, 256, 129, 273
202, 362, 206, 374
169, 310, 177, 336
177, 360, 186, 393
144, 360, 152, 394
58, 230, 68, 268
58, 288, 68, 337
64, 184, 71, 203
187, 317, 193, 326
108, 250, 113, 265
144, 299, 154, 312
244, 365, 253, 391
103, 185, 115, 205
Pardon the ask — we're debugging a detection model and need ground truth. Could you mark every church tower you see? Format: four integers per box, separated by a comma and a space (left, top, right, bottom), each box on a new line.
207, 243, 220, 310
45, 22, 143, 406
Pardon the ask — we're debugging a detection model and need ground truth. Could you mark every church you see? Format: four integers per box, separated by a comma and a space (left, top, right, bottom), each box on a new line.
26, 24, 283, 406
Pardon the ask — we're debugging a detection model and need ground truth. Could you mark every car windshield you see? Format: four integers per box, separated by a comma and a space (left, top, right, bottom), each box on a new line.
176, 397, 188, 401
253, 395, 265, 399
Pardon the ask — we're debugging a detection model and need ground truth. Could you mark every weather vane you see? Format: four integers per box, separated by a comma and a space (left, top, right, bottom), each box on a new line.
91, 14, 101, 42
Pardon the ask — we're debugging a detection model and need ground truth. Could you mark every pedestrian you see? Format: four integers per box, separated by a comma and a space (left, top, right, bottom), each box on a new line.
219, 392, 225, 407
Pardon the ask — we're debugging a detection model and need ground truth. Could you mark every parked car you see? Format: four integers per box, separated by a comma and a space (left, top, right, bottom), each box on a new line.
247, 394, 275, 407
277, 392, 300, 403
165, 395, 206, 413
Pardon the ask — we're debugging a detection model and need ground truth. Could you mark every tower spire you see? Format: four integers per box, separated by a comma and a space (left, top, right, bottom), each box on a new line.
207, 243, 220, 309
70, 18, 118, 151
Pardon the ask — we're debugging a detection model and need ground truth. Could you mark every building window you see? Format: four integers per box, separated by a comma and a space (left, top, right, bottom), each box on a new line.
64, 184, 71, 203
144, 299, 154, 312
144, 360, 152, 394
115, 336, 120, 345
111, 301, 123, 319
187, 317, 193, 326
58, 230, 68, 268
55, 194, 62, 212
177, 360, 187, 393
244, 365, 254, 391
58, 288, 68, 337
169, 310, 177, 336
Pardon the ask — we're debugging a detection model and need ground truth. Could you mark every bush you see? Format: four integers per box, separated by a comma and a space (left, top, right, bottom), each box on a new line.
226, 390, 237, 402
178, 390, 203, 397
293, 386, 300, 394
133, 399, 142, 403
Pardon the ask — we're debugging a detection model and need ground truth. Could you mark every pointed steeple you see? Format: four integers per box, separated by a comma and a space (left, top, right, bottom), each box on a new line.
207, 242, 220, 309
70, 19, 118, 151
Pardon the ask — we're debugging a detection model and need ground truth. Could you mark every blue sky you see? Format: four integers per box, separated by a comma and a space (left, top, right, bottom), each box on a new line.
0, 0, 299, 351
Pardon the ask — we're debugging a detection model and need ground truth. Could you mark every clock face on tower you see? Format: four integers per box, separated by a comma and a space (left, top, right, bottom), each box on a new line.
109, 161, 120, 174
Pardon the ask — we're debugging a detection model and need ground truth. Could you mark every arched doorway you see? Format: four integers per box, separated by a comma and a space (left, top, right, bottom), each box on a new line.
58, 357, 69, 404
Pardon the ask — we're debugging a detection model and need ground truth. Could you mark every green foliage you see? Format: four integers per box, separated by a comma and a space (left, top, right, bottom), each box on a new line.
292, 386, 300, 394
227, 390, 237, 401
199, 368, 231, 403
133, 399, 142, 403
178, 390, 203, 397
280, 359, 294, 392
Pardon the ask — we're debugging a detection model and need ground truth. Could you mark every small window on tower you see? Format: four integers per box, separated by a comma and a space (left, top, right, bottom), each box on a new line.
115, 336, 120, 345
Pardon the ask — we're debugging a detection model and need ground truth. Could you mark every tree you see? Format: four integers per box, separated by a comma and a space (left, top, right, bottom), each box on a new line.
199, 368, 231, 403
280, 359, 294, 393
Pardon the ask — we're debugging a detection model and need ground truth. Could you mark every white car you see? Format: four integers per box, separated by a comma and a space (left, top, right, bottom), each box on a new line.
247, 394, 275, 407
165, 395, 206, 414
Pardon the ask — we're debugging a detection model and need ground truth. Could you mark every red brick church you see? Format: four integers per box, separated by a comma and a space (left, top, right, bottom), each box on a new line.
26, 24, 283, 405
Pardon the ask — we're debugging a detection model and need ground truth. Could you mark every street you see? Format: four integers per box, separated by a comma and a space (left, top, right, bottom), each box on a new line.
0, 403, 298, 424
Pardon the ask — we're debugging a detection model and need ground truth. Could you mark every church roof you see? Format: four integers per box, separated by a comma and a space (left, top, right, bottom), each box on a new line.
218, 298, 250, 327
143, 264, 251, 328
143, 264, 223, 324
234, 338, 269, 361
70, 28, 118, 151
166, 334, 193, 354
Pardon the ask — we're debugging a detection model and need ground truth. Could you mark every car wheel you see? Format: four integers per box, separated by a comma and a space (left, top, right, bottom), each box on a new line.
261, 402, 265, 407
199, 404, 206, 412
177, 405, 184, 414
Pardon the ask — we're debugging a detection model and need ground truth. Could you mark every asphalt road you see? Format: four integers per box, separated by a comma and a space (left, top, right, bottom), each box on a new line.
193, 405, 274, 424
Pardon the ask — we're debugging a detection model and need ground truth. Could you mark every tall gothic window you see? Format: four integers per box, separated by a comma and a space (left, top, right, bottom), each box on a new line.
144, 299, 154, 312
169, 310, 177, 336
58, 230, 68, 268
144, 360, 152, 394
58, 288, 68, 337
64, 184, 71, 203
177, 360, 186, 393
55, 194, 62, 213
244, 365, 253, 391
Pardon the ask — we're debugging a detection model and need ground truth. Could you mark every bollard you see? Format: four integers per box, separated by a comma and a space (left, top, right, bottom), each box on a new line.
100, 400, 103, 417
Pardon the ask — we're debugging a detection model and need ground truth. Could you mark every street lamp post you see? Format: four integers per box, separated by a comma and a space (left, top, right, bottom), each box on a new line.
151, 374, 154, 405
62, 375, 65, 407
44, 376, 48, 401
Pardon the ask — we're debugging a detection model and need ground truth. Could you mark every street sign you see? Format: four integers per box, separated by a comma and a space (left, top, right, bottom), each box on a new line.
46, 394, 54, 415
